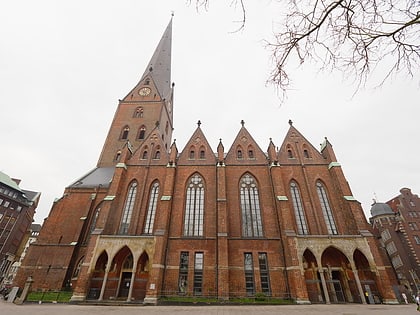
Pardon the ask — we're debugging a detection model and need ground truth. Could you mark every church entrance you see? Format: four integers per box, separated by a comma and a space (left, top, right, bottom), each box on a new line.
118, 272, 132, 298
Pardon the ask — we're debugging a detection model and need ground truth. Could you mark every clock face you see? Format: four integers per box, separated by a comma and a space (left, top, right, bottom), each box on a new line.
139, 87, 151, 96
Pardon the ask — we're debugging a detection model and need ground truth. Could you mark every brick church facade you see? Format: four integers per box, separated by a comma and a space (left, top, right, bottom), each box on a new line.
14, 18, 398, 304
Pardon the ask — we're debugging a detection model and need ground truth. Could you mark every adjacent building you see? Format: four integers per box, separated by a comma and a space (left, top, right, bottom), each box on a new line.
0, 171, 40, 287
370, 188, 420, 297
14, 18, 398, 304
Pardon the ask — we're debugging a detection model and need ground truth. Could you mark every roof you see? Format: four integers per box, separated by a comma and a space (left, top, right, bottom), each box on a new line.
0, 171, 22, 192
370, 202, 394, 217
140, 18, 172, 99
68, 167, 115, 188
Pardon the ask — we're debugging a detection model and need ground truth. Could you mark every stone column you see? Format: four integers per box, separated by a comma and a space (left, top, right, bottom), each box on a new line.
127, 265, 137, 302
353, 269, 367, 304
319, 269, 331, 304
98, 264, 111, 301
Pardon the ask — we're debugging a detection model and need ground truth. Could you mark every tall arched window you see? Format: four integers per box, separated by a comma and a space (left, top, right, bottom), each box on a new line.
184, 174, 205, 237
290, 181, 308, 235
240, 174, 263, 237
134, 107, 143, 118
119, 181, 137, 234
138, 126, 146, 140
144, 182, 159, 234
316, 181, 338, 235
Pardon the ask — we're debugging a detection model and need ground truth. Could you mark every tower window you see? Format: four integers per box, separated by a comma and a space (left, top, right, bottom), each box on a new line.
115, 151, 121, 162
138, 126, 146, 140
121, 126, 129, 140
165, 121, 169, 134
134, 107, 144, 118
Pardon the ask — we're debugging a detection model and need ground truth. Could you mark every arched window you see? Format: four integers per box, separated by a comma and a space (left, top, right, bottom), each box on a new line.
144, 182, 159, 234
189, 149, 195, 159
73, 256, 84, 278
121, 126, 129, 140
237, 149, 243, 159
134, 107, 144, 118
290, 181, 308, 235
287, 145, 294, 158
184, 174, 205, 237
199, 146, 205, 159
89, 206, 101, 235
119, 181, 137, 234
138, 126, 146, 140
240, 174, 263, 237
248, 146, 254, 159
316, 181, 338, 235
142, 150, 148, 160
303, 149, 310, 158
115, 151, 121, 162
154, 150, 160, 159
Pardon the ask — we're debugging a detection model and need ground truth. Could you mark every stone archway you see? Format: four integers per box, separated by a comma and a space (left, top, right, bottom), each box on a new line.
131, 251, 150, 300
353, 249, 380, 304
87, 251, 108, 300
303, 249, 325, 303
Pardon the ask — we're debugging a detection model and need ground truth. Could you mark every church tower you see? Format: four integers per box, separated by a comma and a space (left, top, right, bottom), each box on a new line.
97, 18, 174, 167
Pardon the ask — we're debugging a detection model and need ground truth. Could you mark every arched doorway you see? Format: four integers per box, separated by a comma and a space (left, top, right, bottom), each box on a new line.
88, 251, 108, 300
321, 247, 352, 303
131, 251, 150, 300
303, 249, 325, 303
354, 249, 380, 304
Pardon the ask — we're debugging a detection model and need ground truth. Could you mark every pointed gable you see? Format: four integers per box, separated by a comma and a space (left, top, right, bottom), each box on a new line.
278, 120, 326, 165
225, 121, 267, 165
177, 121, 216, 165
130, 127, 169, 166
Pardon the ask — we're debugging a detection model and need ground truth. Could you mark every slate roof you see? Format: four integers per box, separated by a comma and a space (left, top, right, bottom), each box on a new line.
68, 167, 115, 188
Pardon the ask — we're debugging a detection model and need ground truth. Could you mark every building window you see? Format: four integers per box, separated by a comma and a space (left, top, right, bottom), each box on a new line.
119, 181, 137, 234
316, 181, 338, 235
290, 181, 308, 235
381, 229, 391, 242
248, 149, 254, 159
189, 150, 195, 159
391, 255, 403, 269
237, 149, 243, 159
142, 150, 148, 160
414, 235, 420, 244
138, 126, 146, 140
410, 200, 416, 207
386, 241, 397, 255
134, 107, 144, 118
89, 207, 101, 235
178, 252, 189, 294
193, 252, 204, 296
303, 149, 310, 158
258, 253, 271, 295
121, 126, 129, 140
244, 253, 255, 296
287, 145, 294, 158
199, 149, 205, 159
144, 182, 159, 234
409, 222, 419, 231
240, 174, 263, 237
184, 174, 205, 237
154, 150, 160, 159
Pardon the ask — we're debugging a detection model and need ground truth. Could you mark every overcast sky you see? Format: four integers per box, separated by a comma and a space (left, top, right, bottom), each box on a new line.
1, 1, 419, 224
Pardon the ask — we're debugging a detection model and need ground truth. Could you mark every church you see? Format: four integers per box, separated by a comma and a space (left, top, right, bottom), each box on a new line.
14, 18, 397, 305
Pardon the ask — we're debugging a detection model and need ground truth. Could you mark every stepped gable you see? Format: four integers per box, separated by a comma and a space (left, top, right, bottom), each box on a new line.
224, 120, 268, 165
278, 120, 327, 165
177, 120, 216, 166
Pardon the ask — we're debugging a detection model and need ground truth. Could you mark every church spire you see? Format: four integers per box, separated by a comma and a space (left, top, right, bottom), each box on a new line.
140, 17, 173, 99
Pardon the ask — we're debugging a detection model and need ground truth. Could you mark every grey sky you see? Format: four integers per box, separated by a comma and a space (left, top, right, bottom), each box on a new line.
1, 1, 419, 223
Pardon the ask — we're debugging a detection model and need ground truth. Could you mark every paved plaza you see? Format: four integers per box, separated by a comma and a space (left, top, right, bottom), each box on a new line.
1, 301, 419, 315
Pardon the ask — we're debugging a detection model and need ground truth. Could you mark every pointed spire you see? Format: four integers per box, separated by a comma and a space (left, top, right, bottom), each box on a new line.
141, 18, 173, 99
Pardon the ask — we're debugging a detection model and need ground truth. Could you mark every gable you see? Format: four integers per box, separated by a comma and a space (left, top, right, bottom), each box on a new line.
130, 128, 169, 166
177, 125, 216, 165
225, 126, 267, 165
